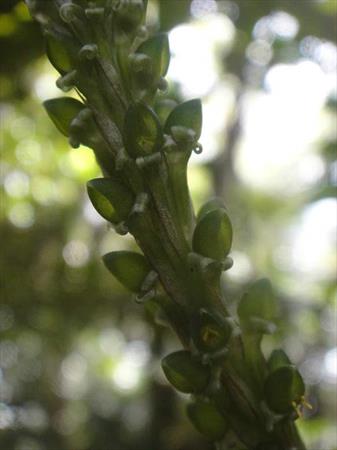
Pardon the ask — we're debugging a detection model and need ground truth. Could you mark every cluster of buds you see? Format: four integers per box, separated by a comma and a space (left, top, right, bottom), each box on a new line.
26, 1, 308, 448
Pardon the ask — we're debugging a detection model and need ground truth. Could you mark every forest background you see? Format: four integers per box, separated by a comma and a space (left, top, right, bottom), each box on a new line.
0, 1, 336, 449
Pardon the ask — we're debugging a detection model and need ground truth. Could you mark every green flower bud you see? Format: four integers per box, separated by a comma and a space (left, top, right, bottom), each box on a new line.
237, 279, 278, 332
154, 99, 178, 125
197, 197, 226, 222
164, 99, 202, 142
264, 365, 305, 414
43, 97, 85, 137
103, 251, 151, 293
46, 34, 74, 74
187, 399, 227, 440
134, 33, 170, 87
192, 208, 233, 261
87, 178, 134, 223
161, 350, 210, 394
268, 349, 292, 373
124, 102, 163, 157
192, 309, 232, 353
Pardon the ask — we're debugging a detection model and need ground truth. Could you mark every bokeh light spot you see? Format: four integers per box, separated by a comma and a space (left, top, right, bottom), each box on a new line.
324, 347, 337, 383
4, 170, 30, 198
62, 240, 90, 268
8, 202, 35, 228
31, 176, 57, 205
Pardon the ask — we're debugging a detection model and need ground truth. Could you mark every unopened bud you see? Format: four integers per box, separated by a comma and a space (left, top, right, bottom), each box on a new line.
164, 99, 202, 142
43, 97, 84, 137
124, 103, 163, 158
187, 400, 227, 440
87, 178, 134, 224
161, 351, 210, 394
197, 198, 226, 222
103, 251, 151, 293
192, 208, 233, 262
237, 278, 278, 328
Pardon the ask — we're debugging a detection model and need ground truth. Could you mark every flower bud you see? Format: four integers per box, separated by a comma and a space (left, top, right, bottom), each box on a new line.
237, 279, 278, 332
161, 350, 210, 394
87, 178, 134, 223
197, 197, 226, 222
268, 349, 292, 373
103, 251, 151, 293
134, 33, 170, 88
264, 365, 305, 415
187, 399, 227, 440
165, 99, 202, 142
192, 208, 233, 261
124, 102, 163, 157
46, 34, 74, 74
43, 97, 85, 137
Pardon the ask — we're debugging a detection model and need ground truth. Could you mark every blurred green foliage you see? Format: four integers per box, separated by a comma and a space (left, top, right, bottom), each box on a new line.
1, 1, 336, 450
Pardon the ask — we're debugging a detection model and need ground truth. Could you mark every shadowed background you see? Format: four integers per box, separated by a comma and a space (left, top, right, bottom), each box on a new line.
0, 1, 336, 449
